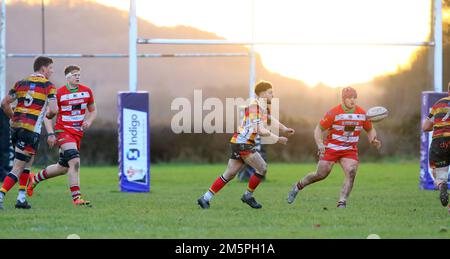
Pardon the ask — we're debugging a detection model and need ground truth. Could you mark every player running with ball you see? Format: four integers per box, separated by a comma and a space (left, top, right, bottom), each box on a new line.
197, 81, 295, 209
287, 87, 381, 208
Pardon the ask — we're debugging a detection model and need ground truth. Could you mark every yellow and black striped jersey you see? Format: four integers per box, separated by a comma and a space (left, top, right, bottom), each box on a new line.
9, 73, 57, 133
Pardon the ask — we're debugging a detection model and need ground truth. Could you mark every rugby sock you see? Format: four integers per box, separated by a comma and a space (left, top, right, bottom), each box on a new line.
17, 168, 30, 202
70, 185, 81, 201
203, 190, 214, 202
207, 175, 229, 198
17, 191, 26, 203
295, 180, 305, 191
1, 173, 19, 194
245, 173, 264, 197
18, 168, 30, 188
435, 168, 449, 186
34, 169, 49, 184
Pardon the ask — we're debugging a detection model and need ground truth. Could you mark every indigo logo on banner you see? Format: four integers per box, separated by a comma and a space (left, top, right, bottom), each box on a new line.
123, 108, 148, 184
127, 148, 140, 160
129, 114, 140, 146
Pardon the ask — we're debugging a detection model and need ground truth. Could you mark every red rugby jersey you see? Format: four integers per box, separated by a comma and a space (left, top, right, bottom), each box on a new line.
319, 104, 372, 151
54, 84, 95, 137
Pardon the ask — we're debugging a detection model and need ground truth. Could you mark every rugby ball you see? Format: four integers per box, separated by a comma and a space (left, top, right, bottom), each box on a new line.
366, 106, 388, 122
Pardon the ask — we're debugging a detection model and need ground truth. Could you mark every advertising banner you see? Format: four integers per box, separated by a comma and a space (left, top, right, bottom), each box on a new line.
118, 92, 150, 192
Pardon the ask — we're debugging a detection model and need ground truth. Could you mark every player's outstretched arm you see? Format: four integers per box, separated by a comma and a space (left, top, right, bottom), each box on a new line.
367, 128, 381, 150
257, 123, 288, 145
270, 117, 295, 136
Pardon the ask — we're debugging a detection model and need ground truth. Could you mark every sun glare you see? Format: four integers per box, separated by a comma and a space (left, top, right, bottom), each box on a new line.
91, 0, 431, 87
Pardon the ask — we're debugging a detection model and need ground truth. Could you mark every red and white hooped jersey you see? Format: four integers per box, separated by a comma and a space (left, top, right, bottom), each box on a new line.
54, 84, 95, 137
319, 104, 372, 152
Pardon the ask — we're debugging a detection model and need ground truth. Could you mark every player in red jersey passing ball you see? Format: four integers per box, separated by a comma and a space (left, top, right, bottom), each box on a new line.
287, 87, 381, 208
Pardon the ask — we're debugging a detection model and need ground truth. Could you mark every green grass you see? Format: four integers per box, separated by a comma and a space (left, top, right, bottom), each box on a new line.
0, 162, 449, 239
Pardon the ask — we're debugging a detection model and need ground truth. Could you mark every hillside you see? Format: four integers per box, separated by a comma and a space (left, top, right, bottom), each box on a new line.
5, 0, 403, 125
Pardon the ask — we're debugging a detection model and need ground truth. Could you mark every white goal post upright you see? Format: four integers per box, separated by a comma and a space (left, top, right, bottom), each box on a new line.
433, 0, 443, 92
118, 0, 150, 193
0, 0, 6, 101
420, 0, 445, 190
129, 0, 137, 93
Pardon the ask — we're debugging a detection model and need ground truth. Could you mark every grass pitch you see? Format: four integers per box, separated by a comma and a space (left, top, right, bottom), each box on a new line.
0, 162, 448, 239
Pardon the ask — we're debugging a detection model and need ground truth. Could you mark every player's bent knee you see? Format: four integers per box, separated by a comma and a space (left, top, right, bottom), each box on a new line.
68, 158, 80, 171
68, 157, 80, 165
64, 149, 80, 163
261, 166, 267, 175
59, 149, 80, 168
348, 169, 357, 178
57, 164, 69, 175
256, 162, 267, 175
58, 152, 69, 168
58, 160, 69, 168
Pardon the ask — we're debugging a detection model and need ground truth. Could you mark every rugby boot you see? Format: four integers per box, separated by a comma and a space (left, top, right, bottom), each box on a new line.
287, 184, 299, 204
197, 196, 210, 209
73, 197, 92, 207
15, 199, 31, 209
337, 200, 347, 208
438, 182, 448, 207
241, 194, 262, 209
26, 172, 36, 197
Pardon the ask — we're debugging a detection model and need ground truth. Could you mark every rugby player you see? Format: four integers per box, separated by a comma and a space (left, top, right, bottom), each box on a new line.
287, 87, 381, 208
27, 65, 97, 206
197, 80, 295, 209
0, 56, 58, 210
422, 82, 450, 210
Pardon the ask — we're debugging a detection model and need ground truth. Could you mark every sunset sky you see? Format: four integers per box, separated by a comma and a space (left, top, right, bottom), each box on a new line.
10, 0, 444, 87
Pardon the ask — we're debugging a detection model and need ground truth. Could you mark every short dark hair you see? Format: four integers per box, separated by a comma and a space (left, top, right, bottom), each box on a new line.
254, 80, 272, 96
64, 65, 81, 75
33, 56, 53, 72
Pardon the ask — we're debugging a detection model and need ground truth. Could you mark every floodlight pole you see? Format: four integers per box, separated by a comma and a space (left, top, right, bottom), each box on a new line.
129, 0, 138, 92
434, 0, 442, 92
0, 0, 6, 100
